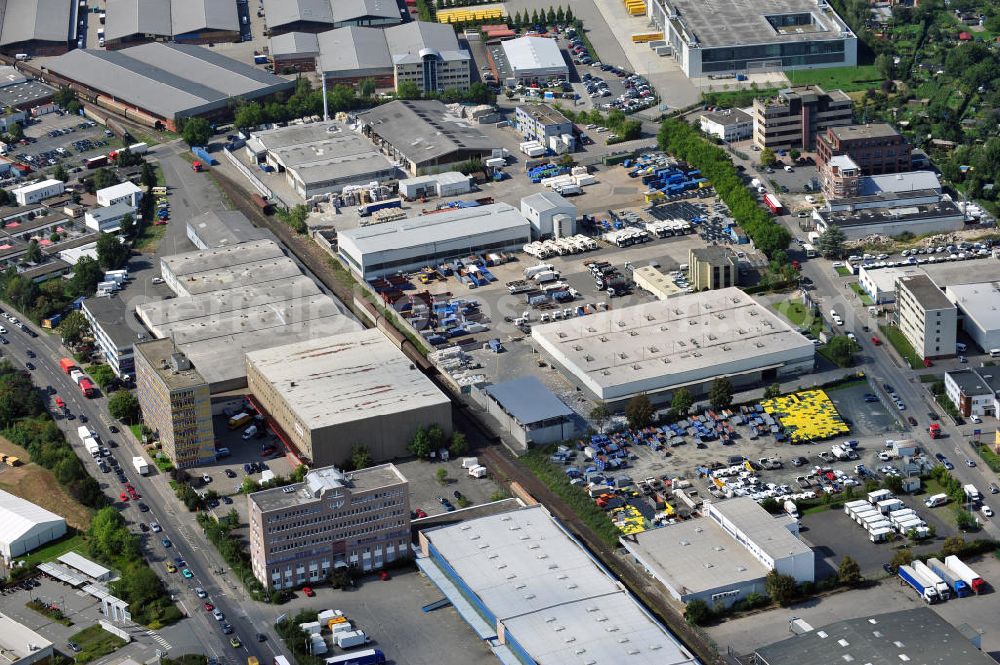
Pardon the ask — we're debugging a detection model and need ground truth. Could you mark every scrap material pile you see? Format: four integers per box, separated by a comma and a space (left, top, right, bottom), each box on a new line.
761, 389, 849, 443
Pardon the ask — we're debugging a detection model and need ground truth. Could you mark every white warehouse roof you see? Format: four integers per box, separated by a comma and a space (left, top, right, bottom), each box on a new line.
245, 329, 450, 430
502, 36, 568, 76
0, 489, 66, 559
531, 287, 815, 400
424, 505, 698, 665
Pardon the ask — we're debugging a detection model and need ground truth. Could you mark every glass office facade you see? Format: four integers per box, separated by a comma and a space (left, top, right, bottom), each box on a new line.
700, 40, 846, 73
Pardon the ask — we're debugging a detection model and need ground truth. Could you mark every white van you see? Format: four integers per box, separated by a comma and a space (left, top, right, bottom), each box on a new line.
242, 424, 258, 439
924, 493, 948, 508
991, 349, 1000, 357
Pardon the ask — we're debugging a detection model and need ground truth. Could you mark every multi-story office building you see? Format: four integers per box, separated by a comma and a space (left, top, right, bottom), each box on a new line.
646, 0, 857, 79
816, 123, 912, 175
249, 464, 410, 588
895, 274, 957, 361
514, 104, 574, 150
133, 339, 216, 468
81, 296, 136, 379
689, 246, 737, 290
821, 155, 861, 198
752, 85, 853, 150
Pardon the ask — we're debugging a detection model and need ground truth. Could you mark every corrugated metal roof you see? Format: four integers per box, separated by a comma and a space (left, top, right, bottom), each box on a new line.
502, 36, 567, 74
171, 0, 239, 36
104, 0, 172, 41
331, 0, 400, 23
0, 0, 72, 46
358, 99, 495, 165
262, 0, 333, 29
317, 26, 391, 74
268, 31, 320, 57
484, 376, 574, 425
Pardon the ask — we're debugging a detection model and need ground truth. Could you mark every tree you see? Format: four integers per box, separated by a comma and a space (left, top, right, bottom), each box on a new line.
59, 310, 91, 346
816, 225, 846, 259
671, 388, 693, 416
448, 431, 468, 457
180, 117, 212, 147
435, 468, 448, 485
556, 6, 565, 22
531, 9, 540, 24
955, 509, 977, 531
625, 393, 654, 429
759, 147, 777, 168
108, 390, 140, 423
826, 336, 856, 368
590, 402, 611, 431
941, 536, 966, 557
25, 239, 41, 264
276, 204, 309, 234
875, 53, 894, 81
69, 256, 103, 297
358, 78, 376, 98
684, 599, 712, 626
91, 167, 119, 191
763, 383, 782, 399
52, 164, 69, 182
140, 162, 157, 189
565, 5, 573, 20
119, 213, 135, 239
882, 474, 903, 495
546, 7, 556, 24
233, 102, 264, 131
764, 570, 797, 606
789, 149, 800, 162
837, 556, 862, 586
88, 364, 117, 390
889, 548, 913, 571
408, 427, 432, 458
53, 86, 76, 108
709, 377, 733, 410
96, 232, 129, 270
349, 443, 372, 470
396, 81, 421, 100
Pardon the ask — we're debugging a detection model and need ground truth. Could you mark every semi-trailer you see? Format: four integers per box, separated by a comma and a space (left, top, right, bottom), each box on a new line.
323, 649, 386, 665
913, 561, 951, 600
335, 630, 369, 649
944, 556, 986, 593
898, 564, 939, 603
59, 357, 78, 374
927, 557, 970, 597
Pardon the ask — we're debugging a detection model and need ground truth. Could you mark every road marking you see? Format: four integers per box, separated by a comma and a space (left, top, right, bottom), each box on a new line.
145, 630, 172, 650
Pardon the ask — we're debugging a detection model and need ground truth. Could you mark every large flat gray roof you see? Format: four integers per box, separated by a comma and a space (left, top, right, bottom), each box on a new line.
331, 0, 400, 23
0, 0, 72, 46
81, 294, 141, 350
105, 0, 171, 41
502, 36, 567, 73
898, 273, 954, 311
664, 0, 853, 49
245, 329, 450, 430
262, 0, 333, 29
251, 463, 407, 512
754, 608, 994, 665
426, 505, 698, 665
44, 43, 295, 119
858, 170, 942, 196
171, 0, 238, 36
0, 78, 54, 109
359, 100, 495, 165
161, 239, 285, 278
946, 282, 1000, 334
268, 31, 320, 58
186, 210, 275, 249
173, 257, 304, 296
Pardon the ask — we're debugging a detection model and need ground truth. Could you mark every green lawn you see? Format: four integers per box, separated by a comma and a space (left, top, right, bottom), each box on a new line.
129, 424, 144, 442
835, 265, 853, 276
784, 65, 884, 92
879, 324, 924, 370
849, 282, 875, 306
69, 624, 127, 663
773, 299, 824, 336
154, 164, 166, 187
19, 532, 87, 569
134, 222, 167, 252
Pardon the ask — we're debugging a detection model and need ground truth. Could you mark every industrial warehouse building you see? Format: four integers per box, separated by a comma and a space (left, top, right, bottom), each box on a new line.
0, 0, 75, 56
477, 376, 576, 448
268, 31, 319, 72
358, 100, 497, 175
531, 288, 815, 403
337, 203, 532, 280
245, 122, 397, 200
0, 613, 53, 665
752, 609, 994, 665
946, 282, 1000, 353
501, 36, 568, 83
318, 22, 471, 93
397, 172, 472, 199
520, 190, 576, 239
104, 0, 240, 48
262, 0, 402, 36
622, 498, 814, 608
245, 330, 452, 466
185, 209, 274, 250
140, 240, 359, 392
418, 505, 699, 665
44, 43, 296, 129
813, 195, 965, 240
0, 489, 67, 561
647, 0, 857, 79
249, 464, 410, 588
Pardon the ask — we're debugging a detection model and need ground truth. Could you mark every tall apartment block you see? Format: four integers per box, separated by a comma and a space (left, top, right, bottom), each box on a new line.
133, 338, 216, 469
249, 464, 410, 589
895, 274, 957, 361
753, 86, 852, 150
816, 123, 912, 175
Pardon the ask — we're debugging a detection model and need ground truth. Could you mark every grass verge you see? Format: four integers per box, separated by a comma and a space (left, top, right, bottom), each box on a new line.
26, 600, 73, 625
773, 299, 823, 336
879, 324, 924, 369
835, 265, 853, 276
849, 282, 874, 306
784, 65, 883, 92
69, 624, 127, 663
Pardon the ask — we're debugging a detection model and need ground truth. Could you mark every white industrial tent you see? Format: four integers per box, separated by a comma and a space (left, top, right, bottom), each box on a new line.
0, 490, 67, 561
502, 36, 568, 82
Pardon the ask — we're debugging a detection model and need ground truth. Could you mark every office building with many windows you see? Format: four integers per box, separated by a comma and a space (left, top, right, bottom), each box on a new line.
134, 338, 216, 468
752, 85, 853, 150
249, 464, 410, 588
816, 123, 912, 176
646, 0, 857, 79
895, 273, 957, 361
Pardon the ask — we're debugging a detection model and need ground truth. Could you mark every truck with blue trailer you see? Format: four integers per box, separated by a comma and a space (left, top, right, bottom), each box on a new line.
928, 557, 970, 597
324, 649, 385, 665
913, 560, 950, 600
898, 564, 939, 603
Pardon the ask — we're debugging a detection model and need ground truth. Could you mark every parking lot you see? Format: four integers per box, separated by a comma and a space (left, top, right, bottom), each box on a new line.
18, 113, 122, 176
395, 456, 503, 518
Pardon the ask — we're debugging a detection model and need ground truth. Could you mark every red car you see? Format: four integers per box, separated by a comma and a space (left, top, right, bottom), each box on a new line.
119, 492, 129, 501
414, 508, 427, 519
378, 571, 390, 581
204, 602, 214, 611
302, 587, 315, 597
871, 336, 882, 346
923, 358, 934, 367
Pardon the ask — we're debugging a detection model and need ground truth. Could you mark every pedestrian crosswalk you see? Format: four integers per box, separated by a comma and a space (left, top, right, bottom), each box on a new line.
145, 630, 172, 650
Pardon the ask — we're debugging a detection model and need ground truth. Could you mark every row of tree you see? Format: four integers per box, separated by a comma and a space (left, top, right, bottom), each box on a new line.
657, 119, 791, 257
601, 379, 736, 431
556, 106, 642, 142
509, 6, 576, 28
408, 424, 468, 459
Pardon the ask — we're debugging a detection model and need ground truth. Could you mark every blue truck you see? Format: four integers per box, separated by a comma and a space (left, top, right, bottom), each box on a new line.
191, 146, 218, 166
898, 564, 939, 603
928, 557, 970, 597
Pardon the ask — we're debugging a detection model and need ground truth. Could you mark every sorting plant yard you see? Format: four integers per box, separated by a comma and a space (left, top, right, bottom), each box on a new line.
760, 390, 851, 442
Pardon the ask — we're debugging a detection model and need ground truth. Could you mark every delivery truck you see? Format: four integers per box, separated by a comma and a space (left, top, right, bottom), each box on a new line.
913, 560, 950, 600
323, 649, 386, 665
335, 630, 369, 649
133, 456, 150, 475
898, 564, 939, 603
944, 556, 986, 594
84, 437, 100, 457
60, 358, 79, 374
927, 557, 970, 597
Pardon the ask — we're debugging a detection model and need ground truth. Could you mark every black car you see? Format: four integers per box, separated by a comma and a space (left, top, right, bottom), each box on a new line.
24, 362, 34, 370
25, 350, 34, 358
221, 496, 232, 505
791, 456, 808, 467
883, 383, 894, 393
224, 468, 236, 478
79, 414, 88, 423
66, 413, 76, 420
109, 425, 119, 433
138, 502, 150, 512
0, 337, 8, 344
453, 490, 464, 501
882, 563, 895, 574
927, 412, 939, 421
221, 622, 233, 635
907, 416, 917, 426
257, 633, 267, 643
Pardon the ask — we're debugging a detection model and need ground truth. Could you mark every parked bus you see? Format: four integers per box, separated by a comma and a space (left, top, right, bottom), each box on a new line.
802, 243, 817, 258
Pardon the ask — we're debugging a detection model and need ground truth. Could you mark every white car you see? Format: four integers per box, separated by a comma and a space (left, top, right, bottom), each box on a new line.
151, 277, 165, 285
195, 587, 207, 598
982, 505, 994, 518
805, 195, 816, 204
150, 522, 162, 532
213, 609, 224, 621
971, 414, 982, 423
